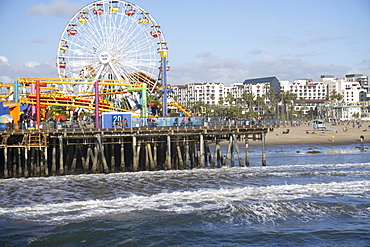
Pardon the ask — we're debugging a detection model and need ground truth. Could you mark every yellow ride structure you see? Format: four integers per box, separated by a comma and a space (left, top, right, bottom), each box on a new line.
0, 77, 194, 124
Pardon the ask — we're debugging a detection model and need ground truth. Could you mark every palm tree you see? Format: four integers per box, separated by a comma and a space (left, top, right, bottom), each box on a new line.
225, 92, 234, 106
281, 91, 297, 123
265, 87, 280, 120
327, 90, 343, 102
210, 94, 215, 105
327, 90, 344, 119
218, 97, 224, 106
256, 94, 266, 116
242, 92, 255, 111
190, 100, 207, 114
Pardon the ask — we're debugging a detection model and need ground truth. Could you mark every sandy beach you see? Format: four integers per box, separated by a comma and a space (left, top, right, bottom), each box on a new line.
252, 123, 369, 146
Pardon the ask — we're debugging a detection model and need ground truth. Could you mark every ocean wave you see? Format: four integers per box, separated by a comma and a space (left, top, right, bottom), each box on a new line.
0, 180, 369, 224
0, 163, 369, 209
205, 201, 369, 226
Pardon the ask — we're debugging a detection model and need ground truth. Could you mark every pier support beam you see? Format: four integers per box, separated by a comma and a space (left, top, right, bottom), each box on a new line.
262, 132, 266, 166
232, 134, 243, 167
132, 136, 138, 172
17, 148, 22, 177
44, 147, 49, 176
199, 134, 204, 168
224, 135, 233, 167
59, 136, 64, 175
52, 143, 56, 176
166, 135, 171, 170
184, 137, 190, 169
3, 147, 8, 178
120, 139, 126, 172
245, 137, 250, 167
0, 124, 277, 178
24, 148, 29, 177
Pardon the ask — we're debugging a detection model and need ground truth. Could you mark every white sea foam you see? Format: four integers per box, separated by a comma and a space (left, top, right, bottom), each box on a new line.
0, 162, 368, 185
0, 180, 369, 224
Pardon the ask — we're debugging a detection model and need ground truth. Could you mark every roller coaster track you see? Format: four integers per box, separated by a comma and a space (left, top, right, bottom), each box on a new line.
14, 78, 144, 112
20, 94, 122, 112
18, 87, 142, 112
167, 102, 194, 117
1, 78, 194, 115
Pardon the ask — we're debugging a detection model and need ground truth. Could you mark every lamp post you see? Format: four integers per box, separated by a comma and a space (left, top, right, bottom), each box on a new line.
36, 80, 40, 129
94, 80, 99, 128
158, 44, 168, 117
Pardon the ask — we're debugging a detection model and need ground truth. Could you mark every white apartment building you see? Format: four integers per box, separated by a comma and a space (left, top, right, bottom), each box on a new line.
171, 80, 274, 106
280, 79, 327, 100
169, 74, 369, 119
170, 82, 227, 105
320, 74, 367, 103
340, 105, 363, 120
280, 78, 328, 116
345, 74, 369, 96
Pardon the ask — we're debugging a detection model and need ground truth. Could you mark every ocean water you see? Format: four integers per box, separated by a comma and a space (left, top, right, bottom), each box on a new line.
0, 144, 370, 246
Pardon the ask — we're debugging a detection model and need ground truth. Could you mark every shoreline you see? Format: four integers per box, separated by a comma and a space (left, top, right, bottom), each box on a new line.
243, 123, 369, 146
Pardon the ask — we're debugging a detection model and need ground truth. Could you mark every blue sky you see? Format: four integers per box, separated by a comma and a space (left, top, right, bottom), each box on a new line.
0, 0, 369, 85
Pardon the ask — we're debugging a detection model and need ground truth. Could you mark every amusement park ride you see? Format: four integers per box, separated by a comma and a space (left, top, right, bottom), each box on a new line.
0, 0, 193, 127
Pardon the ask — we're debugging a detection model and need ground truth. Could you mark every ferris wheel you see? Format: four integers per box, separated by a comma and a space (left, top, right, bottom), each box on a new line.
56, 0, 168, 95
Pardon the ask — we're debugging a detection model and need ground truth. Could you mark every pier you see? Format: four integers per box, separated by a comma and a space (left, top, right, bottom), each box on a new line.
0, 124, 276, 178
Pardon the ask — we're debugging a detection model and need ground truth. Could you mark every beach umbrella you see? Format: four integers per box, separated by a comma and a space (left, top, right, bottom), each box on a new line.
0, 114, 14, 123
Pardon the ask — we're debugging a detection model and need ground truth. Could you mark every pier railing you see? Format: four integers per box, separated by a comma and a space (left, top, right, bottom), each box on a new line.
2, 117, 279, 131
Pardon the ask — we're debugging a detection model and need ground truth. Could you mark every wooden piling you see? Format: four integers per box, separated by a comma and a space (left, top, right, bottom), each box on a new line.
59, 136, 64, 175
44, 147, 49, 176
0, 123, 275, 178
24, 147, 29, 177
132, 136, 138, 172
166, 135, 171, 170
176, 140, 184, 170
4, 146, 8, 178
199, 134, 204, 168
120, 139, 126, 172
110, 144, 115, 172
52, 144, 56, 175
262, 132, 267, 166
245, 137, 250, 167
184, 137, 190, 169
232, 134, 243, 167
17, 148, 22, 177
204, 141, 211, 167
224, 135, 233, 167
153, 141, 158, 170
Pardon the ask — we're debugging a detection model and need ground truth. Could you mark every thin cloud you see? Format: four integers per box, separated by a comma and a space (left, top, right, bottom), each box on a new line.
299, 35, 351, 47
26, 0, 84, 18
31, 38, 48, 44
0, 57, 57, 82
0, 56, 9, 65
264, 35, 294, 46
169, 53, 355, 85
292, 51, 324, 58
246, 49, 263, 55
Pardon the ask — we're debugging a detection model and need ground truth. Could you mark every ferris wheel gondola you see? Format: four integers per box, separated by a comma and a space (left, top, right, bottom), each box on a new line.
56, 0, 168, 96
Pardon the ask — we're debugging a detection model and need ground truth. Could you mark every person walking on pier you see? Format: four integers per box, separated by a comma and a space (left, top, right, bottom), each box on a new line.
173, 117, 179, 126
